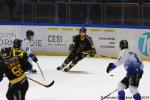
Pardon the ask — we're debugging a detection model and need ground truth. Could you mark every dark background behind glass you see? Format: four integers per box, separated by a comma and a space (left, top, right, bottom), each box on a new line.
0, 0, 150, 26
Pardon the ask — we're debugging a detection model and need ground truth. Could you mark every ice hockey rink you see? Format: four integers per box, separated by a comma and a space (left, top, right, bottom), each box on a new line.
0, 56, 149, 100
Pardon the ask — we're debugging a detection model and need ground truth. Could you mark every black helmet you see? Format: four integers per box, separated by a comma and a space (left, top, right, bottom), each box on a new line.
1, 47, 11, 57
13, 39, 22, 48
119, 40, 128, 50
79, 27, 86, 33
26, 30, 34, 37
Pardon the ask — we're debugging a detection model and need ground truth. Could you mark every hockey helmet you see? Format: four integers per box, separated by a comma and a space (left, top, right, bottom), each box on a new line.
13, 39, 22, 48
119, 40, 128, 50
1, 47, 11, 57
79, 27, 87, 33
26, 30, 34, 36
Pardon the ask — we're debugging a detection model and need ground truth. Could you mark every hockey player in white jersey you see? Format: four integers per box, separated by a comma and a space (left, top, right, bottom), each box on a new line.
106, 40, 143, 100
21, 30, 38, 73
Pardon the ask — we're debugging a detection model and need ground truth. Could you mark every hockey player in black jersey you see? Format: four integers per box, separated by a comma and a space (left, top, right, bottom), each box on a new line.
57, 27, 96, 72
12, 39, 27, 57
0, 47, 31, 100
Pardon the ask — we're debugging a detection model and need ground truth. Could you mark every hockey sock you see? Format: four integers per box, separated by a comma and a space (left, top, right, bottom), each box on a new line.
133, 93, 141, 100
118, 91, 125, 100
62, 63, 67, 67
69, 63, 75, 69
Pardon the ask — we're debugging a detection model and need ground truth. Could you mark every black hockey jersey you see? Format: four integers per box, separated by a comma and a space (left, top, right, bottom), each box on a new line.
72, 34, 96, 53
0, 48, 31, 85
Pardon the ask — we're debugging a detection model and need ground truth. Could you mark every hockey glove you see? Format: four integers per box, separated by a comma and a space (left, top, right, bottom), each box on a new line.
89, 48, 96, 57
29, 53, 38, 63
106, 63, 116, 73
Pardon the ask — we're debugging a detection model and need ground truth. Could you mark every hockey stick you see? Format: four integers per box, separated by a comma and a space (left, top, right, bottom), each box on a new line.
36, 62, 45, 80
101, 89, 118, 100
100, 55, 116, 59
82, 51, 116, 59
27, 77, 54, 88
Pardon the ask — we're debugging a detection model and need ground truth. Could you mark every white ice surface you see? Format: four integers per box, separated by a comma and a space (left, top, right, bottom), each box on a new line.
0, 56, 149, 100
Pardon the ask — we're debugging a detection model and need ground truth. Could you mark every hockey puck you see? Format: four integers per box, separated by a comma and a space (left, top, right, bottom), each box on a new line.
110, 75, 114, 76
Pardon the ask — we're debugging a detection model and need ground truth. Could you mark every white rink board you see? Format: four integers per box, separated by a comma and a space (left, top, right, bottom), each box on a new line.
0, 25, 150, 59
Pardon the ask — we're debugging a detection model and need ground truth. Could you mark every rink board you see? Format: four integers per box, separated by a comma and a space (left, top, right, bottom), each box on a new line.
0, 24, 150, 60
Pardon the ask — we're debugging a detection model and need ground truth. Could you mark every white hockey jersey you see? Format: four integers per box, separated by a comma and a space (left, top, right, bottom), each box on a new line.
21, 39, 32, 56
114, 49, 143, 73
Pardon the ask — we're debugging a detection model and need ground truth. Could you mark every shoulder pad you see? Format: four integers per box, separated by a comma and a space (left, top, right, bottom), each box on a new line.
86, 35, 92, 40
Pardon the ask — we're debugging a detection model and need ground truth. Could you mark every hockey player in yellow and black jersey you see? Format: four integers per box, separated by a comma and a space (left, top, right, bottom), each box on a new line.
12, 39, 38, 73
0, 41, 31, 100
57, 27, 96, 72
12, 39, 28, 58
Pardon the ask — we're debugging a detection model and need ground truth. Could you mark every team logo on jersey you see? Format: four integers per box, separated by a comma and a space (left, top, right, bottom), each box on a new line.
138, 32, 150, 56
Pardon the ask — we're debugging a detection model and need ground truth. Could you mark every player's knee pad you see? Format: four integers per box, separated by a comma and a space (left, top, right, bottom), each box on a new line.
118, 83, 126, 91
129, 85, 138, 95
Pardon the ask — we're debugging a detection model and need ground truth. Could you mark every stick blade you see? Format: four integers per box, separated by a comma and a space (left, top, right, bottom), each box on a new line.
45, 80, 55, 88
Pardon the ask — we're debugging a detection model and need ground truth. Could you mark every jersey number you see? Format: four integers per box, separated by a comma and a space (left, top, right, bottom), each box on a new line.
11, 64, 23, 76
129, 52, 140, 63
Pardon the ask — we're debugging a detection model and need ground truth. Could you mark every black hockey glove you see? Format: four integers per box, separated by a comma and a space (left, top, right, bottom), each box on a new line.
29, 53, 38, 63
106, 63, 116, 73
89, 48, 96, 57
